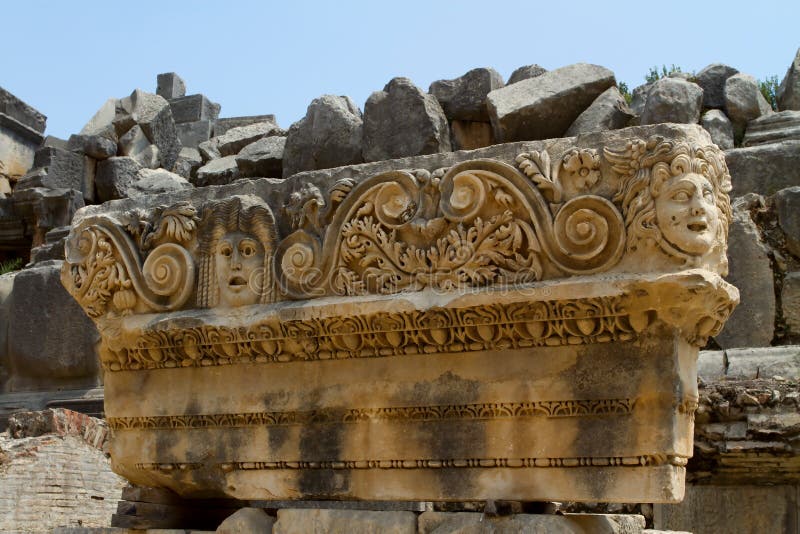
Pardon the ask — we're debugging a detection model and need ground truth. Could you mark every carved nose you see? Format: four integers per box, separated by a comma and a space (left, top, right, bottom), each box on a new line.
230, 251, 242, 270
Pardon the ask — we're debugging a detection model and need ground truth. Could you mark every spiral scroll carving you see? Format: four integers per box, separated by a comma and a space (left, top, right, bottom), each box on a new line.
552, 196, 625, 272
142, 243, 195, 302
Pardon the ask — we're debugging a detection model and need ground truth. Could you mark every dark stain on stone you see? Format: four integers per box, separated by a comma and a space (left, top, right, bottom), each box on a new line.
297, 391, 348, 498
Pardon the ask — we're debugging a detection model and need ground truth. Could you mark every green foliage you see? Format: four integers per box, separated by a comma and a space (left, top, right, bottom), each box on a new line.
759, 75, 780, 111
0, 257, 23, 275
618, 82, 633, 105
645, 64, 686, 83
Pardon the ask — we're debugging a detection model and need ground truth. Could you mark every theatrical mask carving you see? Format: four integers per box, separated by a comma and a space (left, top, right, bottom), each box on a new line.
196, 196, 277, 308
606, 137, 732, 269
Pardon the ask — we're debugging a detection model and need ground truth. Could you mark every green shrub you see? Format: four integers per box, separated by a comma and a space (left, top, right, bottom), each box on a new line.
618, 82, 633, 105
0, 257, 23, 275
759, 75, 780, 111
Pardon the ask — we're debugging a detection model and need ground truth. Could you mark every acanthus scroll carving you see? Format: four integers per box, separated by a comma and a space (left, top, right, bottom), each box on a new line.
276, 157, 627, 299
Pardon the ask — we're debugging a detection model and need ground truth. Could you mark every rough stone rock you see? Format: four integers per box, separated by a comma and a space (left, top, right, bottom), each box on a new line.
629, 83, 652, 116
273, 509, 416, 534
724, 346, 800, 379
418, 512, 645, 533
450, 120, 494, 150
236, 136, 285, 178
363, 77, 451, 162
429, 67, 504, 122
695, 63, 739, 109
5, 261, 101, 391
43, 135, 69, 150
79, 98, 118, 140
15, 147, 85, 192
282, 95, 363, 177
641, 77, 703, 125
169, 94, 220, 124
213, 114, 278, 136
9, 187, 84, 248
95, 156, 143, 201
67, 134, 117, 160
128, 168, 192, 198
781, 271, 800, 336
724, 73, 773, 134
172, 147, 202, 180
0, 111, 43, 182
205, 122, 281, 159
156, 72, 186, 100
216, 507, 275, 533
0, 87, 47, 134
777, 47, 800, 111
0, 177, 10, 197
29, 226, 70, 264
655, 485, 798, 534
176, 119, 212, 148
195, 155, 240, 186
0, 271, 15, 389
725, 140, 800, 196
701, 109, 734, 149
773, 186, 800, 257
507, 64, 547, 85
715, 196, 775, 348
486, 63, 615, 142
127, 89, 181, 170
742, 110, 800, 146
118, 125, 159, 168
566, 86, 634, 136
82, 155, 97, 203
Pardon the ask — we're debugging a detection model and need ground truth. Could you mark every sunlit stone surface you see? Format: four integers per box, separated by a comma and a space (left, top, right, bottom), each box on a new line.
61, 124, 737, 503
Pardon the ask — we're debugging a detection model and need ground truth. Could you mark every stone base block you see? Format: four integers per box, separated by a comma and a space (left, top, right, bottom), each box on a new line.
654, 485, 798, 534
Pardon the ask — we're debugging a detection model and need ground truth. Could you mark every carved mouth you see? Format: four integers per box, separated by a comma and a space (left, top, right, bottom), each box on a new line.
228, 275, 248, 289
687, 221, 707, 232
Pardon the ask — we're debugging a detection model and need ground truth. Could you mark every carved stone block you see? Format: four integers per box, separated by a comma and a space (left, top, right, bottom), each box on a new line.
60, 124, 737, 503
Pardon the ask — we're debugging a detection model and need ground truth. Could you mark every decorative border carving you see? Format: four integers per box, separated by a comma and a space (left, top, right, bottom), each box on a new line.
135, 454, 689, 473
105, 294, 640, 371
107, 398, 637, 430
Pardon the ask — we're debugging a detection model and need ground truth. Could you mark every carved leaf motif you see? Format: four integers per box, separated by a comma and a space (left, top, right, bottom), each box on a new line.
515, 151, 562, 203
143, 202, 199, 249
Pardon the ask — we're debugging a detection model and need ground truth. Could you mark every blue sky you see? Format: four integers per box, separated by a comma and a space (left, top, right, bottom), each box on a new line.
2, 0, 798, 139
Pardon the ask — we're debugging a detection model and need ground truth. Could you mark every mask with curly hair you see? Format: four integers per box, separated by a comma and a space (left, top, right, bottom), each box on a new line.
605, 136, 732, 271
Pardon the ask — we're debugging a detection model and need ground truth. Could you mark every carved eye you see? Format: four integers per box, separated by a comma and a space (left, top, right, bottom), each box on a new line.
219, 244, 233, 257
672, 191, 690, 202
703, 188, 714, 201
240, 243, 256, 258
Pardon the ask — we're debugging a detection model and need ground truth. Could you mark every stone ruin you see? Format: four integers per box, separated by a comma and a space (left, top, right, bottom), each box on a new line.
1, 50, 800, 532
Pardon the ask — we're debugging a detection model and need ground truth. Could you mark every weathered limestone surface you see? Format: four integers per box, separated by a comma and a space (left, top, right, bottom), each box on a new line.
169, 94, 220, 124
274, 509, 416, 534
774, 186, 800, 257
724, 73, 773, 134
655, 485, 798, 534
641, 78, 703, 125
418, 512, 646, 533
429, 67, 504, 122
743, 110, 800, 146
363, 77, 451, 162
715, 196, 774, 348
213, 115, 277, 137
237, 136, 285, 178
507, 64, 547, 85
694, 63, 739, 109
59, 124, 737, 504
700, 109, 734, 150
156, 72, 186, 100
4, 261, 101, 392
216, 507, 275, 533
724, 140, 800, 196
0, 86, 46, 134
566, 86, 633, 136
486, 63, 615, 142
777, 47, 800, 111
282, 95, 363, 177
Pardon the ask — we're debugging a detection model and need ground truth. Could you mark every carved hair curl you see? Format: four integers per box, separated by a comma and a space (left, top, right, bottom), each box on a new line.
196, 195, 277, 307
609, 138, 732, 262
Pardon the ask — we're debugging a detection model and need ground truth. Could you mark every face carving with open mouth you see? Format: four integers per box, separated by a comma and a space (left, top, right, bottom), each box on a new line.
215, 231, 264, 307
655, 173, 720, 256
